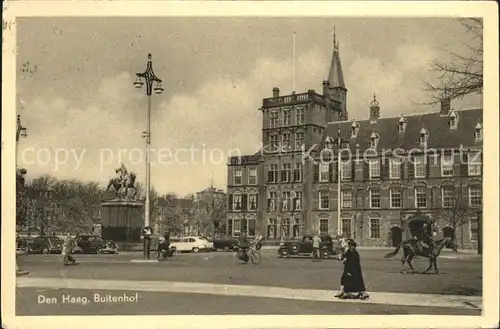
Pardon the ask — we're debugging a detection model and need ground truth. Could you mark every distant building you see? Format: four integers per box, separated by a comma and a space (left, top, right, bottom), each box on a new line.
226, 35, 483, 249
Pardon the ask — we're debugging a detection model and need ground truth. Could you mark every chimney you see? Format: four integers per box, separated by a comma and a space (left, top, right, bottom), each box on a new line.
369, 93, 380, 123
440, 97, 451, 115
272, 87, 280, 98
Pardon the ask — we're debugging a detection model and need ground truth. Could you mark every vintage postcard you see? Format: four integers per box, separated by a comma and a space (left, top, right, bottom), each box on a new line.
2, 1, 499, 329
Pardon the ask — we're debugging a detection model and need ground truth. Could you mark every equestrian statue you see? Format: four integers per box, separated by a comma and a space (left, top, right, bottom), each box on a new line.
105, 164, 137, 200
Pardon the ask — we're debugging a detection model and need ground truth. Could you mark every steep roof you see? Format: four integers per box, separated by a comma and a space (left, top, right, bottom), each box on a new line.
317, 108, 483, 152
327, 47, 345, 89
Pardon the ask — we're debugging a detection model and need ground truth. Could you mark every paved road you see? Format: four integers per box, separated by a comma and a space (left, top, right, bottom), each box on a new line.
15, 249, 482, 315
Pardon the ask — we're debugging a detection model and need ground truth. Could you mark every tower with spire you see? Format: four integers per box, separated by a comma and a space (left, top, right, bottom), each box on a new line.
323, 27, 348, 122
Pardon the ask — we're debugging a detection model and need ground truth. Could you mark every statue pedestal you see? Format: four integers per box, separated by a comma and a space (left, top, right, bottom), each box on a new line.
100, 199, 143, 243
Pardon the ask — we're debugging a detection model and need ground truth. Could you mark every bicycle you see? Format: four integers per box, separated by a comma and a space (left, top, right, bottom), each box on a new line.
235, 242, 262, 265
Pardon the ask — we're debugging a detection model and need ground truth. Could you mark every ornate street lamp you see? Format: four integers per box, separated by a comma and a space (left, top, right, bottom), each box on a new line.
134, 54, 163, 259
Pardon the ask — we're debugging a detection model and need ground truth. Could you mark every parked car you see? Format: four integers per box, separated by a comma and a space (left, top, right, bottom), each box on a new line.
169, 236, 213, 253
16, 237, 29, 255
75, 235, 118, 254
213, 236, 239, 251
277, 234, 341, 259
28, 236, 64, 254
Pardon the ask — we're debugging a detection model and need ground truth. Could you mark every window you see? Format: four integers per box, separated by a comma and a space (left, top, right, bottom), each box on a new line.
369, 159, 380, 179
281, 218, 291, 237
469, 217, 479, 241
351, 122, 360, 138
442, 187, 454, 208
283, 109, 291, 126
398, 116, 407, 133
469, 186, 482, 207
341, 161, 351, 181
248, 168, 257, 185
296, 107, 305, 124
294, 162, 302, 182
370, 133, 379, 148
319, 191, 329, 210
449, 111, 459, 130
282, 163, 292, 182
294, 191, 302, 210
415, 187, 427, 208
341, 191, 353, 209
292, 218, 300, 237
370, 189, 381, 209
282, 133, 291, 150
233, 194, 242, 211
389, 159, 401, 179
341, 218, 352, 237
282, 192, 291, 211
319, 219, 329, 235
419, 128, 429, 145
356, 189, 364, 208
390, 189, 402, 208
268, 192, 277, 211
370, 218, 381, 238
269, 135, 278, 151
233, 169, 242, 185
475, 123, 483, 141
269, 111, 278, 128
441, 154, 454, 177
319, 163, 330, 182
227, 218, 233, 236
233, 219, 241, 235
295, 132, 304, 150
248, 194, 258, 211
248, 219, 256, 237
268, 164, 278, 183
414, 155, 426, 178
468, 152, 482, 176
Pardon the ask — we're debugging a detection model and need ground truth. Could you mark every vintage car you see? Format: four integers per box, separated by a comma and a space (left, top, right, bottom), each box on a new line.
277, 234, 342, 259
28, 236, 64, 254
212, 236, 239, 251
75, 235, 118, 254
169, 236, 213, 253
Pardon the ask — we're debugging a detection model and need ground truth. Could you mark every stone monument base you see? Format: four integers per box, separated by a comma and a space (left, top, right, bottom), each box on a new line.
100, 199, 143, 243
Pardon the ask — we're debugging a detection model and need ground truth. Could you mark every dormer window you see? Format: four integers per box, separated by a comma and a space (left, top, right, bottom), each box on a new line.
398, 114, 407, 133
324, 136, 334, 149
449, 110, 459, 130
370, 132, 380, 148
351, 120, 360, 138
420, 127, 429, 146
475, 122, 483, 141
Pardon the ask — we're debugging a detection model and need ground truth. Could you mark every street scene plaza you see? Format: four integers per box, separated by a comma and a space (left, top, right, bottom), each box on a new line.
12, 16, 488, 318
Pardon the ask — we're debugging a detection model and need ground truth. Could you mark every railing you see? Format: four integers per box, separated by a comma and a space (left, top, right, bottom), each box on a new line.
262, 91, 326, 108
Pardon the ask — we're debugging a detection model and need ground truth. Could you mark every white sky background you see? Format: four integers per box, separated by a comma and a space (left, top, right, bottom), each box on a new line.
17, 17, 482, 196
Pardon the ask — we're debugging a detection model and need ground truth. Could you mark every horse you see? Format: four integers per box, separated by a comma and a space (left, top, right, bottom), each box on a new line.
384, 237, 454, 274
105, 173, 137, 198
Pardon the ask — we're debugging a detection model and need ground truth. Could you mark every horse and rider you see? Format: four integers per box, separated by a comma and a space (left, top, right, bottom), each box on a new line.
385, 218, 456, 274
105, 164, 137, 199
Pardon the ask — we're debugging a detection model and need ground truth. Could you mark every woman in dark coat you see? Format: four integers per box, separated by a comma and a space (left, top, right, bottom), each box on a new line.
335, 240, 369, 299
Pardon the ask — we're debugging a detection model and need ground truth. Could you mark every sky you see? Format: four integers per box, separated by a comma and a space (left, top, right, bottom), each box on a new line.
16, 17, 482, 196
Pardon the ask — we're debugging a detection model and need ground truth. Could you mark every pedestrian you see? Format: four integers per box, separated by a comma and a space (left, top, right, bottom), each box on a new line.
312, 231, 322, 261
335, 240, 369, 299
62, 232, 78, 266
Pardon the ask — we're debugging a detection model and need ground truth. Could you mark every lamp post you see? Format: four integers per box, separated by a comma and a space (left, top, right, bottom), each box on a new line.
331, 128, 350, 236
16, 114, 29, 276
134, 54, 163, 259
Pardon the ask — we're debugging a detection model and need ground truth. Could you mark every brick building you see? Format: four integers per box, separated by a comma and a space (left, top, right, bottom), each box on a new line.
226, 36, 483, 249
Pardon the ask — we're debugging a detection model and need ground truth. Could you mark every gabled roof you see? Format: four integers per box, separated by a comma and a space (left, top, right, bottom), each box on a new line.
317, 108, 482, 153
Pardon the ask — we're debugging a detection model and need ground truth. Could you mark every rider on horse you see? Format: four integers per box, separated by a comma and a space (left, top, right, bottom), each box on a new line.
418, 219, 435, 251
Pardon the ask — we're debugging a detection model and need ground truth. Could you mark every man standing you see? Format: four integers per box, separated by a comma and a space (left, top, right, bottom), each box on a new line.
62, 232, 78, 266
312, 231, 322, 262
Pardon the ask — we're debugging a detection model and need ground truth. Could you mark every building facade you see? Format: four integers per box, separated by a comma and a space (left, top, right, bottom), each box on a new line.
226, 37, 483, 249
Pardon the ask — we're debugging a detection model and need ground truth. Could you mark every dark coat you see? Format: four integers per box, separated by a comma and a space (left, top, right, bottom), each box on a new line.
341, 249, 366, 293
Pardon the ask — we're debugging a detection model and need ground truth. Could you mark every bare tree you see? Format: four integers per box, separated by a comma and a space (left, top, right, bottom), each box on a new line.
434, 181, 476, 251
423, 18, 483, 103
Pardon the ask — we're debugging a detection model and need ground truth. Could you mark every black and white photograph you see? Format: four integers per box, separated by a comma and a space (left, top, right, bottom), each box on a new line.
2, 2, 499, 329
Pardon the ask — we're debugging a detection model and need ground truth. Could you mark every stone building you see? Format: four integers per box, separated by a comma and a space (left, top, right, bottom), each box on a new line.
226, 36, 483, 249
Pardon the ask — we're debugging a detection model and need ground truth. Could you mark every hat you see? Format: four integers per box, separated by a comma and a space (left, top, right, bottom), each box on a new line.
348, 239, 357, 247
